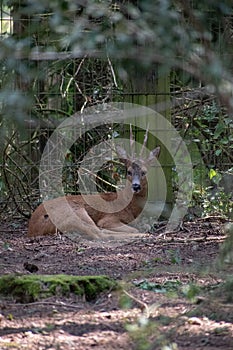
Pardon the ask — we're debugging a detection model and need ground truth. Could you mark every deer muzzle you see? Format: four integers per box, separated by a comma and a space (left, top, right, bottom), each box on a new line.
132, 182, 141, 193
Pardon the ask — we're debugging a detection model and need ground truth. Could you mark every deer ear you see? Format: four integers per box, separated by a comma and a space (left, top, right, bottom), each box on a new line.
147, 146, 161, 163
116, 145, 128, 160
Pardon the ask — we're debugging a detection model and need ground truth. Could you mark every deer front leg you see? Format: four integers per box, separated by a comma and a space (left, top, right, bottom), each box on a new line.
97, 216, 144, 237
97, 216, 138, 232
66, 207, 107, 240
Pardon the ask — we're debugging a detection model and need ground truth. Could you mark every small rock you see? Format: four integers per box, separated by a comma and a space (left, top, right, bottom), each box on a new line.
23, 262, 39, 273
187, 317, 202, 325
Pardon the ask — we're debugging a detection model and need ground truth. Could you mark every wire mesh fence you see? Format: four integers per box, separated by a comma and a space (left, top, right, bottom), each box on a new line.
0, 2, 232, 224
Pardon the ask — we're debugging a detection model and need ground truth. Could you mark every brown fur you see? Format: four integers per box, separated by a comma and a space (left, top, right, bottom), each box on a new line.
28, 147, 160, 240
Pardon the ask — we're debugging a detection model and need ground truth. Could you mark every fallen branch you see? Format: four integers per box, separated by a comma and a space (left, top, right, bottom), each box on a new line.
123, 289, 150, 318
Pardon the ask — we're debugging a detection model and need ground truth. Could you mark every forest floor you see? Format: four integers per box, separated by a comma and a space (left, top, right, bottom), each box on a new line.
0, 217, 232, 350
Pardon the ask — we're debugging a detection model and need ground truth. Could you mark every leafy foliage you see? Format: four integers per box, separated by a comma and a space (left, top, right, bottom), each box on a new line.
172, 87, 233, 218
1, 0, 233, 118
134, 279, 182, 295
0, 1, 233, 217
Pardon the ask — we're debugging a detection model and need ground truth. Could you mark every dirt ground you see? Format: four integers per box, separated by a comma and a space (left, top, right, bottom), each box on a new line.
0, 217, 232, 350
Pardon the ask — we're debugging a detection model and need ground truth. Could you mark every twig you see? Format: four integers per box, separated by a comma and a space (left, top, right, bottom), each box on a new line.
107, 55, 118, 88
7, 301, 84, 310
153, 226, 167, 234
0, 229, 25, 232
197, 216, 230, 222
62, 56, 87, 98
2, 132, 30, 218
123, 289, 150, 318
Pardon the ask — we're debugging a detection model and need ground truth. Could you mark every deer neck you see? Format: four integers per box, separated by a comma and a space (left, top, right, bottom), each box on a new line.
122, 180, 148, 217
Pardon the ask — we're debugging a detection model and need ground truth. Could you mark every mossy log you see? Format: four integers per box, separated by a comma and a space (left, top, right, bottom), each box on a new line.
0, 274, 117, 303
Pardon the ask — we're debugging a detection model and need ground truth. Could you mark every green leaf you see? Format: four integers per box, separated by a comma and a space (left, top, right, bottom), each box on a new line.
215, 149, 222, 156
214, 122, 225, 139
209, 168, 217, 180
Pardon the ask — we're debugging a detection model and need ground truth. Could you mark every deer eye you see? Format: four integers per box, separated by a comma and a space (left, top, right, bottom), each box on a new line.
141, 171, 146, 177
127, 170, 132, 176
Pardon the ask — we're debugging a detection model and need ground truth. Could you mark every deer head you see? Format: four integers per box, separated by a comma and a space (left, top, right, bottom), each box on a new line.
116, 125, 160, 194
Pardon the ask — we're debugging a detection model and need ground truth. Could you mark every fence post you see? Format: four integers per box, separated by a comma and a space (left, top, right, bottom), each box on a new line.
122, 63, 173, 220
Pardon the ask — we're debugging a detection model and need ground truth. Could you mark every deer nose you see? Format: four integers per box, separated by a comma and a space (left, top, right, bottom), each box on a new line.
132, 183, 141, 193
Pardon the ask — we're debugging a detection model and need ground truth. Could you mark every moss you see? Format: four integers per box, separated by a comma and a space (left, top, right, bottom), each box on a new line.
0, 274, 117, 303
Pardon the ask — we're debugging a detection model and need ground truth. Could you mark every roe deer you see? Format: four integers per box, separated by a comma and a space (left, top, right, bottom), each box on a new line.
28, 128, 160, 240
